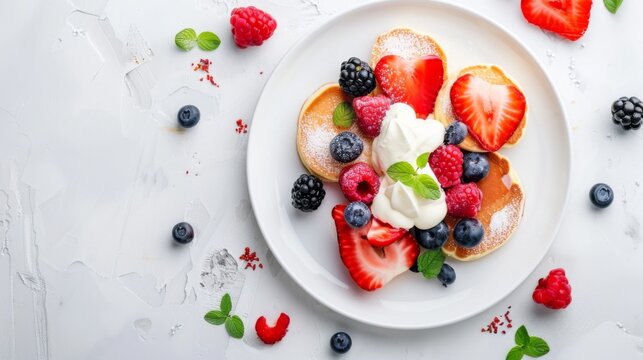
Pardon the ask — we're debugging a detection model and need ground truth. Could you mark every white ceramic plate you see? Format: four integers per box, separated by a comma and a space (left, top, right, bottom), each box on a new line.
247, 0, 570, 329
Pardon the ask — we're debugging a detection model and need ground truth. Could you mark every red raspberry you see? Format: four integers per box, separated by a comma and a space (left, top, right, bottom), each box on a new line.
255, 313, 290, 344
352, 95, 391, 137
532, 268, 572, 310
230, 6, 277, 48
339, 162, 380, 205
429, 145, 463, 188
445, 183, 482, 218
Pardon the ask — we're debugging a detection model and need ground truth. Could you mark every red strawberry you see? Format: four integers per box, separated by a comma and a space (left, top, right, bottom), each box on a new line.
366, 217, 407, 247
332, 205, 419, 291
374, 55, 444, 119
255, 313, 290, 344
521, 0, 592, 41
450, 74, 526, 152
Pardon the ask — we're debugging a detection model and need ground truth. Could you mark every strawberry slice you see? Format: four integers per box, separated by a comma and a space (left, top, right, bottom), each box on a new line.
521, 0, 592, 41
374, 55, 444, 119
366, 217, 407, 247
450, 74, 526, 152
332, 205, 419, 291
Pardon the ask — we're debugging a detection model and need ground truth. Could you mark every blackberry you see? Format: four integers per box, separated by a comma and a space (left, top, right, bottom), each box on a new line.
291, 174, 325, 212
330, 131, 363, 163
339, 57, 376, 97
611, 96, 643, 130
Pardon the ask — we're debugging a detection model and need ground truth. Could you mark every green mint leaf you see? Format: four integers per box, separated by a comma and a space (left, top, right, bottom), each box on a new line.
411, 175, 441, 200
416, 152, 430, 169
332, 102, 355, 128
225, 315, 244, 339
416, 250, 445, 279
515, 325, 530, 347
387, 161, 416, 181
204, 310, 228, 325
506, 346, 524, 360
604, 0, 624, 13
524, 337, 550, 357
220, 293, 232, 315
197, 31, 221, 51
175, 28, 197, 51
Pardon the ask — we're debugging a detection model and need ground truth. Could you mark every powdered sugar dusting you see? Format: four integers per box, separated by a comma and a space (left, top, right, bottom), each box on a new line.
377, 31, 439, 60
489, 199, 520, 240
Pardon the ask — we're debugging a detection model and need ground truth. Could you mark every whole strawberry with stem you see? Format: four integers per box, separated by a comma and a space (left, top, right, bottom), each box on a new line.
532, 268, 572, 310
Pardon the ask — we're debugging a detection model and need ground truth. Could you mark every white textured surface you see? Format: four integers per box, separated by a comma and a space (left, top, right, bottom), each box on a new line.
1, 0, 642, 359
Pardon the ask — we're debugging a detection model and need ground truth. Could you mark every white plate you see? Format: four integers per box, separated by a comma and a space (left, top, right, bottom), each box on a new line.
247, 0, 571, 329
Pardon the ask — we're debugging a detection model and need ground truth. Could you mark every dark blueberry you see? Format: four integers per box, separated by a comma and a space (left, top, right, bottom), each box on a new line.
409, 258, 419, 273
330, 132, 363, 163
589, 183, 614, 208
172, 222, 194, 244
330, 332, 352, 354
291, 174, 326, 212
453, 218, 484, 248
611, 97, 643, 131
344, 201, 371, 228
338, 57, 376, 97
462, 152, 490, 183
437, 263, 456, 287
413, 222, 449, 249
444, 122, 468, 145
177, 105, 200, 128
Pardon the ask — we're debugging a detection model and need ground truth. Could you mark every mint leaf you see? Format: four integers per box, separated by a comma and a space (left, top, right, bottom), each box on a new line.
506, 346, 524, 360
387, 161, 416, 181
524, 337, 549, 357
197, 31, 221, 51
416, 152, 430, 169
332, 102, 355, 128
204, 310, 228, 325
411, 174, 441, 200
225, 315, 244, 339
604, 0, 624, 13
175, 28, 197, 51
515, 325, 530, 346
416, 250, 445, 279
220, 293, 232, 315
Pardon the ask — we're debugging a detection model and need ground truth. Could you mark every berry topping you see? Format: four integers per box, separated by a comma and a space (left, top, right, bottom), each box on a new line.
462, 152, 490, 183
444, 121, 468, 145
344, 201, 371, 228
611, 96, 642, 130
255, 313, 290, 344
450, 74, 526, 152
374, 55, 444, 119
521, 0, 592, 41
332, 205, 419, 291
172, 222, 194, 244
413, 221, 449, 249
177, 105, 200, 128
532, 268, 572, 310
429, 145, 464, 188
329, 131, 363, 163
291, 174, 326, 212
230, 6, 277, 48
339, 57, 376, 97
330, 332, 352, 354
589, 183, 614, 208
338, 162, 380, 205
453, 218, 484, 248
437, 263, 456, 287
366, 216, 407, 247
352, 95, 391, 137
446, 183, 483, 218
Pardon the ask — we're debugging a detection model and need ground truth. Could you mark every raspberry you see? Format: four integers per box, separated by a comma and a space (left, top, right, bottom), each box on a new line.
429, 145, 463, 188
352, 95, 390, 137
255, 313, 290, 344
445, 183, 482, 218
339, 162, 380, 205
230, 6, 277, 48
532, 268, 572, 310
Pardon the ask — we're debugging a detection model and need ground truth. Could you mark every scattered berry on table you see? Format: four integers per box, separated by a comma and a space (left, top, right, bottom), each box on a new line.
437, 263, 456, 287
532, 268, 572, 310
291, 174, 325, 212
255, 313, 290, 344
230, 6, 277, 48
444, 121, 468, 145
339, 57, 376, 97
172, 222, 194, 244
352, 95, 390, 137
446, 183, 483, 218
429, 145, 464, 188
344, 201, 371, 228
177, 105, 200, 128
330, 332, 352, 354
611, 96, 642, 130
239, 247, 263, 270
329, 131, 364, 163
453, 218, 484, 248
462, 152, 490, 183
520, 0, 592, 41
413, 222, 449, 249
338, 162, 380, 204
235, 119, 248, 134
589, 183, 614, 208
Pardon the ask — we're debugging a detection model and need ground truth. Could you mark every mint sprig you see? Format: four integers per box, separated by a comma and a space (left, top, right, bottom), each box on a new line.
197, 31, 221, 51
417, 250, 445, 278
386, 153, 440, 200
175, 28, 197, 51
506, 325, 550, 360
204, 293, 245, 339
604, 0, 623, 13
333, 102, 355, 128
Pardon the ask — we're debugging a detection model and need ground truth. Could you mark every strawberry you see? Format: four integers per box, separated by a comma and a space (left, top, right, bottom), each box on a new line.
521, 0, 592, 41
366, 217, 407, 247
450, 74, 526, 152
374, 55, 444, 119
255, 313, 290, 344
332, 205, 419, 291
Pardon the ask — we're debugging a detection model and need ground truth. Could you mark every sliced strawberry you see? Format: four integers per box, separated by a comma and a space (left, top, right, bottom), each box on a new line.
332, 205, 419, 291
374, 55, 444, 119
366, 217, 407, 247
450, 74, 526, 152
255, 313, 290, 344
521, 0, 592, 41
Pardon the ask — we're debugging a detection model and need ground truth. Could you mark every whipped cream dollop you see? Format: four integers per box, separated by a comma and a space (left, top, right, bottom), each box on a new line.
371, 103, 447, 230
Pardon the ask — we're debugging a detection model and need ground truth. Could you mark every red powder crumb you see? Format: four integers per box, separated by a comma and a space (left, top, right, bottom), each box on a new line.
481, 306, 513, 335
235, 119, 248, 134
239, 247, 262, 271
192, 59, 219, 87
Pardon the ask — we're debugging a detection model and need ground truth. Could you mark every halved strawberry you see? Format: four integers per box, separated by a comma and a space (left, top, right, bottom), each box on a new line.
332, 205, 419, 291
450, 74, 526, 152
366, 217, 407, 247
521, 0, 592, 41
374, 55, 444, 119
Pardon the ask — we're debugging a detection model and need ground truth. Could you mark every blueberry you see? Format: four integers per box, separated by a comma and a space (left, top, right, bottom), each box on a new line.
344, 201, 371, 228
413, 222, 449, 249
437, 263, 456, 287
444, 121, 468, 145
462, 152, 490, 182
172, 222, 194, 244
409, 259, 419, 273
330, 132, 363, 163
589, 183, 614, 208
177, 105, 200, 128
453, 218, 484, 248
330, 332, 352, 354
